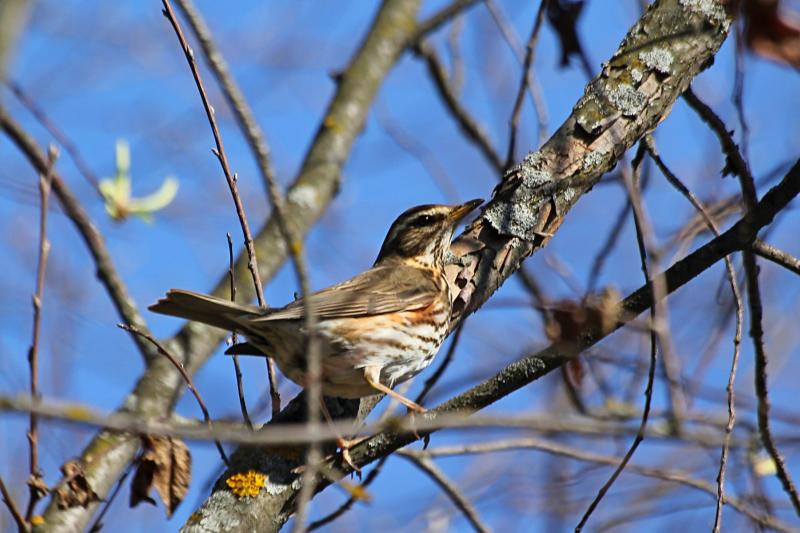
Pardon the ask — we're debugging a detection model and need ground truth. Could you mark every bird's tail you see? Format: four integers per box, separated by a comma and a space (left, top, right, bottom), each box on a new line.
149, 289, 260, 332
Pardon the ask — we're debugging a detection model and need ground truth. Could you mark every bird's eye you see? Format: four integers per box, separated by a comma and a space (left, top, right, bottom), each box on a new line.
411, 214, 433, 227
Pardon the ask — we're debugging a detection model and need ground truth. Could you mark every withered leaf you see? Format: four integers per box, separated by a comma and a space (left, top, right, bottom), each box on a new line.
27, 473, 49, 500
130, 436, 191, 518
54, 459, 100, 509
547, 0, 587, 68
545, 288, 621, 351
744, 0, 800, 69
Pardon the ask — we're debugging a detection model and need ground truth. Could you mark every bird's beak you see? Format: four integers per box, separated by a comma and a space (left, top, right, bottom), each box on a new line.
447, 198, 483, 224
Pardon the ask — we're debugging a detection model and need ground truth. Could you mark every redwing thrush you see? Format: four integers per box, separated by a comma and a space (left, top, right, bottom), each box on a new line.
149, 199, 482, 413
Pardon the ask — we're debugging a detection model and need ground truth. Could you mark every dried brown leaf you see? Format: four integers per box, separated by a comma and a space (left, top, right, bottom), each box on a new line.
130, 436, 192, 518
54, 459, 100, 509
27, 473, 48, 500
745, 0, 800, 69
545, 287, 621, 347
546, 0, 586, 68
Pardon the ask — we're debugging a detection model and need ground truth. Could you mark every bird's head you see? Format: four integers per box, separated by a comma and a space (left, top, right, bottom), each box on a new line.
375, 199, 483, 268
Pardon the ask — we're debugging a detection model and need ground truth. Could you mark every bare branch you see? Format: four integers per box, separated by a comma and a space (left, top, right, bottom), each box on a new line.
753, 240, 800, 276
413, 0, 481, 40
492, 0, 549, 162
643, 136, 745, 532
576, 144, 663, 531
414, 40, 504, 174
25, 144, 57, 521
226, 233, 253, 429
685, 86, 800, 516
8, 81, 103, 199
0, 475, 29, 533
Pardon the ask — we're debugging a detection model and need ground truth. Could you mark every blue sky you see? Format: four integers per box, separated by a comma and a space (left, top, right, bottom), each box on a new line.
1, 1, 799, 531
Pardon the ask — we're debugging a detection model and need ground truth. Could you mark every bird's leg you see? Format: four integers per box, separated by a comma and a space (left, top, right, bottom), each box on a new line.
363, 366, 426, 413
318, 399, 363, 472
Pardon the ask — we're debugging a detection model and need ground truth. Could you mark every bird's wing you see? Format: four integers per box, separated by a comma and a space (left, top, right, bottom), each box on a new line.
253, 263, 441, 321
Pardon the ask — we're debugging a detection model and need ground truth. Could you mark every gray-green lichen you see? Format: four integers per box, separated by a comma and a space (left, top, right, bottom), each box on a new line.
581, 150, 606, 172
639, 48, 673, 74
631, 67, 643, 83
483, 151, 553, 240
679, 0, 729, 28
607, 84, 645, 116
575, 93, 607, 134
287, 184, 318, 209
264, 480, 287, 497
180, 492, 243, 533
562, 186, 576, 204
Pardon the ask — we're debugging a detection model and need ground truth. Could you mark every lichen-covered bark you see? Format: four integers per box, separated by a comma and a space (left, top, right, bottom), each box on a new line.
451, 0, 733, 327
184, 1, 737, 530
34, 0, 421, 531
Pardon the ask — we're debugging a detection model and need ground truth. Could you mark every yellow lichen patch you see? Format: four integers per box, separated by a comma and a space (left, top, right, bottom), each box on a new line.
64, 405, 94, 422
31, 515, 45, 526
290, 240, 303, 256
226, 471, 267, 498
323, 115, 337, 129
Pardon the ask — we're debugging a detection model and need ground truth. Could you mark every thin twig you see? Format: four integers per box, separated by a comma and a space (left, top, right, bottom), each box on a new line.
732, 19, 750, 163
7, 81, 104, 199
576, 144, 665, 531
643, 137, 744, 532
227, 233, 253, 429
684, 87, 800, 516
118, 323, 229, 466
682, 88, 749, 181
161, 0, 265, 309
376, 103, 459, 202
490, 0, 549, 165
0, 475, 29, 533
586, 193, 631, 292
516, 267, 551, 324
308, 458, 389, 531
413, 0, 481, 41
25, 144, 57, 521
414, 41, 504, 174
753, 240, 800, 276
398, 451, 491, 533
445, 15, 466, 95
741, 250, 800, 508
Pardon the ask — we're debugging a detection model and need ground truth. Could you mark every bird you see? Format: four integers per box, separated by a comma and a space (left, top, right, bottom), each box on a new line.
149, 199, 482, 415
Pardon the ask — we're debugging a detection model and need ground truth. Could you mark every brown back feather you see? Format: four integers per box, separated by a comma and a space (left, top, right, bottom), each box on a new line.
252, 262, 440, 322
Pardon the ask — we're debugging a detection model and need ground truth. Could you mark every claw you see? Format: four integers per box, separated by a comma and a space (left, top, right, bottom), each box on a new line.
336, 437, 366, 472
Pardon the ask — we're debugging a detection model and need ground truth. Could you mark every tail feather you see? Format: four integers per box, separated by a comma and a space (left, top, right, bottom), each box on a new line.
149, 289, 260, 331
